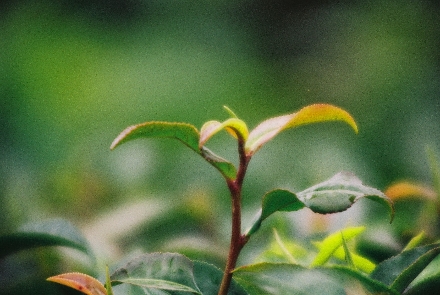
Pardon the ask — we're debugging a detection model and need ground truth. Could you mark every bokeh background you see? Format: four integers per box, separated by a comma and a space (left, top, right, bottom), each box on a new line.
1, 0, 440, 294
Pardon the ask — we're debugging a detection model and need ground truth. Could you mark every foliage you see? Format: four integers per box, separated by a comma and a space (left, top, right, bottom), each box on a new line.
3, 104, 440, 294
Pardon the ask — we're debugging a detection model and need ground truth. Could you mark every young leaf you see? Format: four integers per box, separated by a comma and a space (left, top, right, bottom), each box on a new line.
0, 218, 93, 259
341, 232, 355, 269
244, 190, 304, 237
110, 121, 200, 152
105, 266, 114, 295
371, 243, 440, 293
47, 272, 107, 295
111, 121, 237, 179
297, 172, 394, 222
245, 104, 358, 155
321, 242, 376, 274
199, 118, 249, 148
110, 252, 201, 294
311, 226, 365, 267
403, 231, 426, 251
233, 263, 397, 295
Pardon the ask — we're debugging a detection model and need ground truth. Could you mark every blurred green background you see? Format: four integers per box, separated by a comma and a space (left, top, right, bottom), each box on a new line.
1, 0, 440, 293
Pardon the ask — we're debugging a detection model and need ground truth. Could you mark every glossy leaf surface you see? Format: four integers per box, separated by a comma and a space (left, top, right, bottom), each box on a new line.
371, 243, 440, 293
47, 272, 106, 295
297, 172, 394, 221
233, 263, 396, 295
110, 253, 201, 294
0, 218, 93, 259
245, 104, 358, 155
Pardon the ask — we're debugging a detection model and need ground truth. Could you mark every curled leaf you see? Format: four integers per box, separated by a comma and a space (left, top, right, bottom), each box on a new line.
199, 118, 249, 148
245, 104, 358, 155
297, 172, 394, 222
47, 272, 107, 295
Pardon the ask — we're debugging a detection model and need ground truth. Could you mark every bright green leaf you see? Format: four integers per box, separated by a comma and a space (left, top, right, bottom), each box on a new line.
110, 253, 201, 295
244, 190, 304, 237
297, 172, 394, 222
47, 272, 107, 295
320, 243, 376, 274
311, 226, 365, 267
233, 263, 396, 295
193, 261, 248, 295
0, 218, 93, 259
199, 118, 248, 148
245, 104, 358, 155
371, 243, 440, 293
341, 233, 355, 269
403, 231, 427, 251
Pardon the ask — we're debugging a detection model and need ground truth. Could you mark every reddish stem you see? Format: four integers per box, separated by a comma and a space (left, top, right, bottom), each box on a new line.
217, 140, 250, 295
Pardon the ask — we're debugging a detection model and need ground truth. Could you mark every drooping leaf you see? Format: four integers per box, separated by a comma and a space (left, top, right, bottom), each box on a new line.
233, 263, 396, 295
0, 218, 93, 259
245, 190, 304, 237
311, 226, 365, 267
371, 243, 440, 293
47, 272, 107, 295
384, 182, 436, 201
199, 118, 248, 148
110, 253, 201, 295
245, 104, 358, 155
193, 261, 248, 295
110, 121, 237, 179
297, 171, 394, 222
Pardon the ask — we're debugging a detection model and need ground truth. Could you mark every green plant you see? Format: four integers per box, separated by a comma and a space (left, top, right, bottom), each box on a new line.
5, 104, 440, 294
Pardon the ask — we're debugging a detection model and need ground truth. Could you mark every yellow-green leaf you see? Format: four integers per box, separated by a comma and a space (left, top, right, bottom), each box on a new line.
47, 272, 107, 295
311, 226, 365, 267
199, 118, 249, 148
245, 104, 358, 155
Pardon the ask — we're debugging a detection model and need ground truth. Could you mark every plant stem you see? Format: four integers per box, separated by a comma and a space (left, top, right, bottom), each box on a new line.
217, 140, 250, 295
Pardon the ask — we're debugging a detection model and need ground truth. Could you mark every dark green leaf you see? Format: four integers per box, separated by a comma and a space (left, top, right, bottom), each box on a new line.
371, 243, 440, 293
297, 172, 394, 222
110, 253, 201, 295
193, 261, 248, 295
405, 255, 440, 295
0, 218, 93, 259
245, 190, 304, 237
233, 263, 397, 295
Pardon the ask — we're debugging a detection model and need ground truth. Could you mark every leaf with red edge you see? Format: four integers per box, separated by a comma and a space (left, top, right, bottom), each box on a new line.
47, 272, 107, 295
245, 104, 358, 155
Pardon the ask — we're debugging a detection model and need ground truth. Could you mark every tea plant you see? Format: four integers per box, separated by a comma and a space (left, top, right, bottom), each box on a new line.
3, 104, 440, 294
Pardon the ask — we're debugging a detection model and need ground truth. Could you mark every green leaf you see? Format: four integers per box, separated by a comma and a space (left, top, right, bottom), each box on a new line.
311, 226, 365, 267
111, 121, 237, 179
233, 263, 397, 295
0, 218, 93, 259
110, 121, 200, 152
245, 104, 358, 155
110, 253, 201, 295
371, 243, 440, 293
341, 232, 355, 269
47, 272, 107, 295
193, 261, 248, 295
245, 190, 304, 237
405, 254, 440, 295
199, 118, 248, 147
297, 171, 394, 222
106, 266, 114, 295
403, 231, 427, 251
